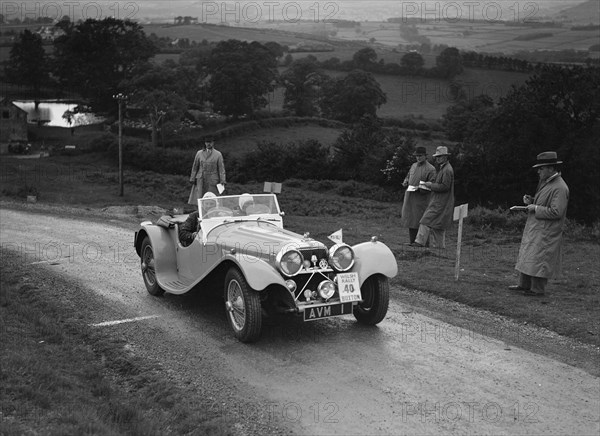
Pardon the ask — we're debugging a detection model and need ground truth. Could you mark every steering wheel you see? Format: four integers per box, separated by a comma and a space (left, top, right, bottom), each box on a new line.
205, 207, 233, 218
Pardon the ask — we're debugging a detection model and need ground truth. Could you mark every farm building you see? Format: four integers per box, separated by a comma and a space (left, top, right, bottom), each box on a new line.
0, 98, 28, 154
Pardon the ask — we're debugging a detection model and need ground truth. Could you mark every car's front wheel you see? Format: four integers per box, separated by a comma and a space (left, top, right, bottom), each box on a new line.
224, 268, 262, 342
140, 236, 164, 296
353, 274, 389, 325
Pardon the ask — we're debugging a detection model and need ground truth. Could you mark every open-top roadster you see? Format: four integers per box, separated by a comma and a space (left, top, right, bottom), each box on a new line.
134, 193, 398, 342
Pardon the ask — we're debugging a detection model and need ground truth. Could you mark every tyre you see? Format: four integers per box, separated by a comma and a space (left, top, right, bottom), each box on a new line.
140, 236, 164, 296
224, 268, 262, 342
353, 274, 389, 325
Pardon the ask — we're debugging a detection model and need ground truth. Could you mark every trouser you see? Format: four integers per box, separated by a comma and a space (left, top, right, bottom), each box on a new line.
415, 224, 446, 249
518, 273, 548, 293
408, 228, 418, 243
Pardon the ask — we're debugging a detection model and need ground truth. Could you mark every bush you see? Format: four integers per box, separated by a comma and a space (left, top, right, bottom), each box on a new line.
466, 206, 527, 230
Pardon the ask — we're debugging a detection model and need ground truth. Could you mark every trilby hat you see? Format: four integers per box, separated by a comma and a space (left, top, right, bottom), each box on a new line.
432, 146, 450, 157
413, 146, 427, 156
532, 151, 562, 168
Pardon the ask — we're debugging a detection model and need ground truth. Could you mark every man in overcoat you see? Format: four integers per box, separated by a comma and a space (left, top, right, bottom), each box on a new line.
400, 146, 436, 243
411, 146, 454, 249
188, 136, 226, 205
509, 151, 569, 296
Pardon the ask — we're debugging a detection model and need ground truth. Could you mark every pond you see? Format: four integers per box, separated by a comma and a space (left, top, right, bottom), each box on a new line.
12, 100, 105, 128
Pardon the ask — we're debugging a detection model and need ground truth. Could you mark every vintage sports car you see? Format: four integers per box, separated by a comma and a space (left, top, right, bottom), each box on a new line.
134, 193, 398, 342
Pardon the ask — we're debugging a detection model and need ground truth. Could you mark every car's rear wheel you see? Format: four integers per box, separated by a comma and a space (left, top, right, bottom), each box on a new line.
224, 268, 262, 342
353, 274, 389, 325
141, 236, 164, 296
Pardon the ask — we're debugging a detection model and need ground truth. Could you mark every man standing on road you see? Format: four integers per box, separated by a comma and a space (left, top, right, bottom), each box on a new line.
400, 146, 436, 244
188, 136, 226, 205
411, 146, 454, 249
509, 151, 569, 296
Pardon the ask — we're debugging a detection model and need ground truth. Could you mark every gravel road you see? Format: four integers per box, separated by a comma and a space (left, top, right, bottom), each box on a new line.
1, 206, 599, 435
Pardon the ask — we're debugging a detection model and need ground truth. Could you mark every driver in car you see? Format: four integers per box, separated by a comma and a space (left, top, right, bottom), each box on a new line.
179, 211, 200, 247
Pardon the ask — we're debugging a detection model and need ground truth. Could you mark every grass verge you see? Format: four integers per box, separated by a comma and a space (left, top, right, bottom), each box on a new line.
0, 249, 235, 436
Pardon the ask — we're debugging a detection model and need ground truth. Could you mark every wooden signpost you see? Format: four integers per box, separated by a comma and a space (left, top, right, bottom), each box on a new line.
453, 203, 469, 280
263, 182, 282, 194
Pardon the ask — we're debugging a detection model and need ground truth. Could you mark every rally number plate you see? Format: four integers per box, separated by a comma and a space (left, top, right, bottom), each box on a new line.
303, 302, 353, 321
337, 272, 362, 303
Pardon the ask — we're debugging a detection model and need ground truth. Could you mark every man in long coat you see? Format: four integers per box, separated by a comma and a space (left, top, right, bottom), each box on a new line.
509, 151, 569, 296
400, 146, 436, 243
412, 146, 454, 249
188, 137, 226, 205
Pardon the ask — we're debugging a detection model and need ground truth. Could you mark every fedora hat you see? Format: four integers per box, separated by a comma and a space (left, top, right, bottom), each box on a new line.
532, 151, 562, 168
413, 146, 427, 156
432, 146, 450, 157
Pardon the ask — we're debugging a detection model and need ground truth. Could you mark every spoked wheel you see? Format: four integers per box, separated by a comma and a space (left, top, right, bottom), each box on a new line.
353, 274, 389, 325
141, 236, 164, 296
224, 268, 262, 342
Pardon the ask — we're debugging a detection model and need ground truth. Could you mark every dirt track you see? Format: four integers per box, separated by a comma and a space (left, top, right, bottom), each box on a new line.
1, 207, 599, 435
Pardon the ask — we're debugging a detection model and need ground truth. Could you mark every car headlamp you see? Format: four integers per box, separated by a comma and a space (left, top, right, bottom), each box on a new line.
317, 280, 336, 300
328, 244, 355, 272
276, 249, 303, 277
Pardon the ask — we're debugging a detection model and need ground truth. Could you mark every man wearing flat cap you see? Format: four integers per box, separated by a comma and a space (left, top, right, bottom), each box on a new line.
400, 146, 436, 243
509, 151, 569, 296
412, 146, 455, 249
188, 136, 226, 205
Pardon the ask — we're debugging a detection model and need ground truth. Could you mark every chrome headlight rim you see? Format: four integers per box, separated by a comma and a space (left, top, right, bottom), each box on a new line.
317, 280, 336, 301
328, 243, 355, 272
276, 248, 304, 277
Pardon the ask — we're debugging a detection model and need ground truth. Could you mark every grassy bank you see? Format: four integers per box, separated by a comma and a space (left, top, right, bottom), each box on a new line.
0, 249, 234, 436
1, 152, 599, 348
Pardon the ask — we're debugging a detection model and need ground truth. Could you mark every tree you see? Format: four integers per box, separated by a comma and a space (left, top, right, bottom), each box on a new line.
353, 47, 377, 69
443, 95, 494, 142
53, 18, 156, 111
331, 116, 405, 185
281, 57, 329, 116
451, 66, 600, 223
400, 51, 424, 74
5, 30, 50, 100
205, 40, 278, 118
132, 89, 187, 146
321, 70, 387, 123
435, 47, 463, 78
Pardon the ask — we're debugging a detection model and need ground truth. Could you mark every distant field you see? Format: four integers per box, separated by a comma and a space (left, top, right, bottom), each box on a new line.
266, 66, 531, 119
143, 23, 313, 46
335, 20, 600, 57
216, 124, 344, 157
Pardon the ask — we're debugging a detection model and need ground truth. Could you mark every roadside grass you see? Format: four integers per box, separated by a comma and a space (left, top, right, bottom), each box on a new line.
0, 249, 234, 436
1, 153, 599, 348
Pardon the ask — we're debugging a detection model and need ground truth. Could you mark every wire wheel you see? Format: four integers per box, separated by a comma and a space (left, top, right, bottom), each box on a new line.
141, 236, 164, 296
224, 268, 262, 342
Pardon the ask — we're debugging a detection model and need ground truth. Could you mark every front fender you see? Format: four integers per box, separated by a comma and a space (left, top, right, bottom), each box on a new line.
134, 225, 177, 283
225, 253, 286, 291
351, 240, 398, 286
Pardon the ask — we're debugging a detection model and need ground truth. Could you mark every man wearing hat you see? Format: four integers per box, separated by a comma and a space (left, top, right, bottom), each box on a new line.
411, 146, 454, 249
510, 151, 569, 296
400, 146, 436, 243
188, 136, 226, 205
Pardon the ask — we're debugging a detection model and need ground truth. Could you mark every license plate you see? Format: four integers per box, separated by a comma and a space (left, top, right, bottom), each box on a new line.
337, 272, 362, 303
303, 302, 353, 321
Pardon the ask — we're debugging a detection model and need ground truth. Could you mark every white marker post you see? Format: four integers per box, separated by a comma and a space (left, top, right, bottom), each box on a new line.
453, 203, 468, 281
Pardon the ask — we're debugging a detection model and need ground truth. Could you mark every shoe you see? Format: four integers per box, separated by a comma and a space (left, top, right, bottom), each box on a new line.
409, 242, 425, 247
523, 290, 545, 297
508, 285, 527, 291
